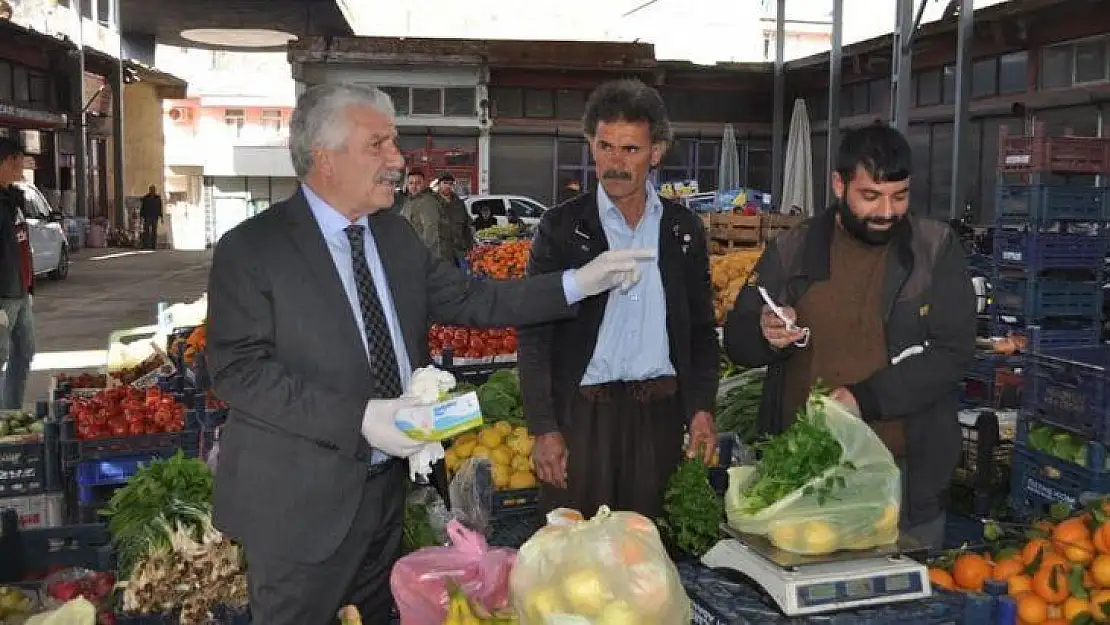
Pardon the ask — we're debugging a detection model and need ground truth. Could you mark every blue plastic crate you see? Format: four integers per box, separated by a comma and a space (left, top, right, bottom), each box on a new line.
991, 317, 1102, 349
1026, 346, 1110, 445
995, 184, 1107, 222
1016, 413, 1110, 475
993, 229, 1109, 272
965, 352, 1023, 384
74, 455, 149, 489
991, 275, 1102, 319
1011, 447, 1110, 518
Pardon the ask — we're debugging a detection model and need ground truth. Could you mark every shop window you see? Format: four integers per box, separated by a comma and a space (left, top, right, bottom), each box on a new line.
80, 0, 93, 20
942, 65, 956, 104
869, 78, 891, 116
555, 89, 586, 120
558, 138, 587, 167
1075, 39, 1108, 83
28, 73, 50, 107
260, 109, 283, 135
1040, 45, 1074, 89
12, 67, 29, 103
0, 62, 12, 102
998, 51, 1028, 94
697, 141, 720, 170
380, 86, 410, 116
411, 88, 443, 115
223, 109, 245, 138
97, 0, 112, 26
489, 87, 523, 118
662, 139, 692, 169
444, 87, 476, 117
523, 89, 555, 118
916, 70, 941, 106
972, 58, 998, 98
851, 82, 870, 115
838, 87, 853, 119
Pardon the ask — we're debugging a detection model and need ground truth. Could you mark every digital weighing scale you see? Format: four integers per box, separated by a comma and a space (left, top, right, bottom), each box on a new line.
701, 525, 931, 617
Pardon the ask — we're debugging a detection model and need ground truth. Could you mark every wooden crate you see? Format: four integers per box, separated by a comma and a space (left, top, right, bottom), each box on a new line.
710, 214, 761, 245
998, 122, 1110, 175
761, 214, 804, 243
699, 213, 712, 231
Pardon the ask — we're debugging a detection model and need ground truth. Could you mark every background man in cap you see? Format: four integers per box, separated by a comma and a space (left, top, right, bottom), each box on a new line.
435, 172, 473, 266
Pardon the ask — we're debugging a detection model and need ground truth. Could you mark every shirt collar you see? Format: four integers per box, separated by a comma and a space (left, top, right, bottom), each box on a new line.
301, 183, 368, 236
597, 181, 663, 222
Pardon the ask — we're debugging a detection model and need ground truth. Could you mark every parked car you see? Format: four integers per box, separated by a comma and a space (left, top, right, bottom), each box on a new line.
464, 195, 547, 227
14, 181, 69, 280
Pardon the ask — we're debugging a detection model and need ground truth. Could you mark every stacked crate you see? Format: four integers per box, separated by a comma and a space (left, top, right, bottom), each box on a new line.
0, 402, 64, 531
995, 123, 1110, 518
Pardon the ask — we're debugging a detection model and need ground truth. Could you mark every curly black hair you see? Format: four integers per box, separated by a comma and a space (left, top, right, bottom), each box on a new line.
582, 79, 673, 144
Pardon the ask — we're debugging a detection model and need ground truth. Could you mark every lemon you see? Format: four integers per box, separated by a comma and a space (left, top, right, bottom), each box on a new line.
453, 439, 476, 459
470, 445, 491, 459
454, 432, 477, 447
510, 454, 531, 472
597, 600, 639, 625
493, 420, 513, 435
874, 504, 899, 534
444, 449, 459, 472
562, 569, 608, 615
769, 522, 802, 550
802, 521, 839, 554
523, 587, 562, 619
477, 427, 502, 448
491, 464, 511, 489
490, 444, 513, 467
509, 470, 537, 489
507, 433, 534, 456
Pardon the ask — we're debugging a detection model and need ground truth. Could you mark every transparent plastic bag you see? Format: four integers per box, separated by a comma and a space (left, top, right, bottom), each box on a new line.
724, 395, 901, 555
509, 506, 691, 624
390, 519, 516, 624
448, 457, 494, 534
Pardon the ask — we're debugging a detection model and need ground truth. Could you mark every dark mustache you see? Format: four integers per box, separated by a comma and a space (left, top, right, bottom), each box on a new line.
865, 216, 898, 225
602, 170, 633, 180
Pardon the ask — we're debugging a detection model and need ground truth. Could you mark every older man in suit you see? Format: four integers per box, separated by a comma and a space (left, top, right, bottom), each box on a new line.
205, 83, 653, 625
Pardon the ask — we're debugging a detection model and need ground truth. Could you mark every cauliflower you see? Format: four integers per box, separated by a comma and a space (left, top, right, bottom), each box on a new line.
406, 366, 457, 403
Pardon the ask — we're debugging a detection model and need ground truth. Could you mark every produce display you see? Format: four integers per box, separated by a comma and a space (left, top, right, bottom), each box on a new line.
108, 354, 167, 386
467, 241, 531, 280
428, 325, 517, 361
445, 422, 537, 491
445, 583, 518, 624
476, 223, 531, 241
0, 410, 43, 439
710, 249, 761, 324
472, 370, 526, 427
42, 568, 114, 609
660, 458, 725, 557
930, 502, 1110, 623
1026, 422, 1106, 469
54, 372, 108, 389
714, 369, 763, 445
169, 325, 206, 364
0, 586, 34, 620
725, 390, 901, 555
66, 387, 186, 440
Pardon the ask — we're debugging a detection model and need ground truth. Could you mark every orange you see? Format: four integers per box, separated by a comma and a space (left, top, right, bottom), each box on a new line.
1009, 574, 1033, 596
1034, 520, 1056, 536
952, 553, 993, 591
1090, 588, 1110, 622
1038, 552, 1070, 572
1042, 619, 1068, 625
1064, 537, 1096, 565
1017, 591, 1048, 624
1023, 539, 1056, 566
1032, 564, 1070, 604
992, 557, 1024, 581
928, 568, 955, 590
1093, 554, 1110, 586
1053, 518, 1091, 552
1065, 595, 1092, 621
1094, 523, 1110, 555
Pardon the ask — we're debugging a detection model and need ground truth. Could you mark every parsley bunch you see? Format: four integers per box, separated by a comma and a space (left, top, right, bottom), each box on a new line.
659, 458, 725, 557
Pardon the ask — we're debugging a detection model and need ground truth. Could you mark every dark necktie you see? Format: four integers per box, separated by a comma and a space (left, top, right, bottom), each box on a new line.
344, 225, 404, 398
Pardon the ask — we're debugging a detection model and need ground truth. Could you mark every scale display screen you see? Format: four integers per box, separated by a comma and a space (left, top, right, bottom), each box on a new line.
845, 579, 875, 598
804, 583, 837, 603
886, 573, 912, 592
796, 572, 924, 608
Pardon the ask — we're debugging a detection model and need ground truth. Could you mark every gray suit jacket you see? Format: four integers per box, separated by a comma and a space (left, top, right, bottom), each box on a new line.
205, 189, 573, 562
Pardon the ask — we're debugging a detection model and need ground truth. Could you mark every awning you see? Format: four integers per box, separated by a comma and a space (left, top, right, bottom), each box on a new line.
0, 103, 67, 130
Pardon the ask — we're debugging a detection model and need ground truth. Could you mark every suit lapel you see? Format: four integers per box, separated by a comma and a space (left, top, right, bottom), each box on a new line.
368, 215, 422, 367
280, 190, 370, 368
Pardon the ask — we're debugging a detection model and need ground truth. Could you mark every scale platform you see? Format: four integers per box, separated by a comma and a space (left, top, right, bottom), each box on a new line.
701, 525, 931, 617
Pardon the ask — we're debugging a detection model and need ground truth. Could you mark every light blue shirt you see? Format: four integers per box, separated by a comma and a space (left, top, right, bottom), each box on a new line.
302, 184, 413, 463
580, 183, 675, 385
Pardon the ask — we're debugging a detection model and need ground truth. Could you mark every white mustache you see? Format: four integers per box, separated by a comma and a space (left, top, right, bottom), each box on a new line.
378, 171, 402, 183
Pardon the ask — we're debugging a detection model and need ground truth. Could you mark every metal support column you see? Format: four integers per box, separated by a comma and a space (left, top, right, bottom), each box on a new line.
890, 0, 916, 133
771, 0, 785, 210
826, 0, 843, 206
109, 61, 125, 227
73, 49, 88, 219
949, 0, 975, 220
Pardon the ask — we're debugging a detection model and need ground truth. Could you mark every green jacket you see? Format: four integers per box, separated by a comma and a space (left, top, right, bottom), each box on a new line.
401, 190, 452, 260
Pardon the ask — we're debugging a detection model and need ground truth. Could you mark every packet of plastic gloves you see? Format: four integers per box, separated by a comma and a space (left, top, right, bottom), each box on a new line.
395, 365, 484, 442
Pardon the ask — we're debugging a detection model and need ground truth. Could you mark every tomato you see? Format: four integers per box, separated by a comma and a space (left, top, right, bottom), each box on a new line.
503, 335, 517, 352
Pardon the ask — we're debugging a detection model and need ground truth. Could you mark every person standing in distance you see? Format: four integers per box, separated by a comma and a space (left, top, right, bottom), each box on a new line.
723, 125, 975, 550
0, 137, 35, 411
139, 185, 162, 249
205, 83, 654, 625
517, 79, 719, 520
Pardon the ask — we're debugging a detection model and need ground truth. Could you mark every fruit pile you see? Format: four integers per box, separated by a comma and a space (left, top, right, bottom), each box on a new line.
468, 240, 531, 280
170, 324, 207, 364
929, 503, 1110, 623
445, 421, 537, 491
710, 249, 761, 324
428, 325, 517, 360
55, 372, 108, 389
109, 354, 168, 386
67, 387, 187, 440
44, 569, 116, 606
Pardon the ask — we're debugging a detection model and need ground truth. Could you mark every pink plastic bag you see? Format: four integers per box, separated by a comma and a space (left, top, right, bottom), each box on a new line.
390, 519, 516, 624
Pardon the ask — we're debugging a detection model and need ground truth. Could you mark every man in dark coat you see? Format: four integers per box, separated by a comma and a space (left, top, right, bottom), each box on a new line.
139, 185, 162, 249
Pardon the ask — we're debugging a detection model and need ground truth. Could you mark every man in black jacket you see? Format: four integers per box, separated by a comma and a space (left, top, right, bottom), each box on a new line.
139, 185, 162, 249
0, 137, 35, 410
518, 79, 719, 519
723, 125, 975, 549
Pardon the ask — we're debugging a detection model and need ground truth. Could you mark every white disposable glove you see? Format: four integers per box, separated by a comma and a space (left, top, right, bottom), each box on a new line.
360, 398, 427, 458
571, 249, 657, 298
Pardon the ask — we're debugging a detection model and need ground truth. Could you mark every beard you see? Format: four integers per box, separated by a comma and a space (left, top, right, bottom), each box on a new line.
835, 198, 908, 246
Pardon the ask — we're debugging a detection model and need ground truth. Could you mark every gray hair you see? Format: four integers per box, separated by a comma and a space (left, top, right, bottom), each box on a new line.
288, 83, 397, 178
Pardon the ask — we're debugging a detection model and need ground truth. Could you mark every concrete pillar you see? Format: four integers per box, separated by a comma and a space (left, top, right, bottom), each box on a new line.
71, 49, 88, 219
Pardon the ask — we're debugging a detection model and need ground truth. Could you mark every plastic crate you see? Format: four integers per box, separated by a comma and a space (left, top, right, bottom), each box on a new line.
1010, 447, 1110, 518
116, 605, 250, 625
991, 317, 1102, 349
486, 513, 542, 549
995, 184, 1107, 222
952, 409, 1015, 517
998, 125, 1110, 175
1016, 413, 1110, 476
0, 438, 47, 498
992, 229, 1109, 272
0, 521, 114, 583
58, 409, 204, 468
991, 275, 1102, 319
1026, 346, 1110, 445
0, 492, 64, 530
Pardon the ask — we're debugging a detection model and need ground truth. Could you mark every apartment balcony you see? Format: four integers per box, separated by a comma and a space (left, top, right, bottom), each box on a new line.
11, 3, 121, 58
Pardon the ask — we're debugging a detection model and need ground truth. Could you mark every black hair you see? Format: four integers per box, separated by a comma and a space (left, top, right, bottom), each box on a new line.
582, 79, 673, 144
0, 136, 24, 163
834, 125, 912, 184
407, 170, 425, 179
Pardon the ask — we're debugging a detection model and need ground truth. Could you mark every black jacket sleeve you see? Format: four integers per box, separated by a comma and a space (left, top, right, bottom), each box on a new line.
684, 219, 720, 415
847, 232, 976, 420
722, 241, 797, 368
516, 212, 563, 436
